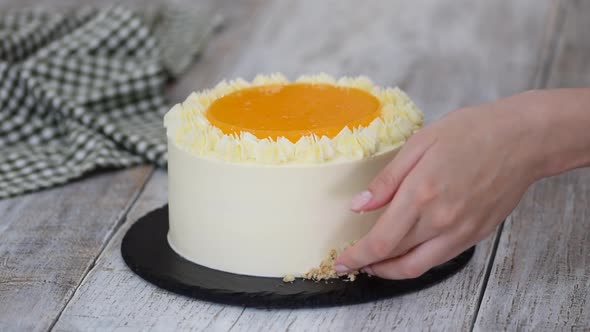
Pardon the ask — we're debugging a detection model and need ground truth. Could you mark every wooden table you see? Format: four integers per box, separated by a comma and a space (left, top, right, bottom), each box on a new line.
1, 0, 588, 330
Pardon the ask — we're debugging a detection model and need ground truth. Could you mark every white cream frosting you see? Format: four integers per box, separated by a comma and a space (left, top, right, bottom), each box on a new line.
164, 73, 423, 164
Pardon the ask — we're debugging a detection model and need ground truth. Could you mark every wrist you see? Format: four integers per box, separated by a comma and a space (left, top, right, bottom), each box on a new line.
519, 88, 590, 179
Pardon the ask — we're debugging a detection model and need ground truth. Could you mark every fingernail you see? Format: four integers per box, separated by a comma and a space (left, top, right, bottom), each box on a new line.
334, 264, 350, 274
351, 190, 372, 211
361, 266, 375, 276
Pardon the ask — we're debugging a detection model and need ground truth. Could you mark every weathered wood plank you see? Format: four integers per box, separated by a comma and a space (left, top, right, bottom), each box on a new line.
54, 0, 554, 330
0, 1, 230, 331
545, 0, 590, 89
228, 0, 551, 123
52, 171, 247, 332
474, 171, 590, 330
0, 166, 153, 332
474, 0, 590, 330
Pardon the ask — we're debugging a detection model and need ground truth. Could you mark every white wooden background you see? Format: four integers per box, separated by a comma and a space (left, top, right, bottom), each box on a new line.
0, 0, 588, 331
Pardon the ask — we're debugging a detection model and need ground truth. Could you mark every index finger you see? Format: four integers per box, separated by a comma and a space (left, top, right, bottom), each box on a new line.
335, 178, 419, 272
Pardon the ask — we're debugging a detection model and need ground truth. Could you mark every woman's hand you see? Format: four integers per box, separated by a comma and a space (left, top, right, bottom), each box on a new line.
334, 91, 554, 279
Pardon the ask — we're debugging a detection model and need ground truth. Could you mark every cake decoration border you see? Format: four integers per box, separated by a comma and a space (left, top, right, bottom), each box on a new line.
164, 73, 423, 164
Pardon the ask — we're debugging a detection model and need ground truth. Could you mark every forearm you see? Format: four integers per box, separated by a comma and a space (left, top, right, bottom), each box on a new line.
524, 88, 590, 178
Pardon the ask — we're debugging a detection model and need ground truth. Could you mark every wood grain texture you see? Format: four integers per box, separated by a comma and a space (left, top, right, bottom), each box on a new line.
474, 171, 590, 331
53, 0, 555, 331
228, 0, 551, 123
545, 0, 590, 88
0, 166, 153, 332
53, 171, 248, 332
0, 1, 227, 331
473, 0, 590, 330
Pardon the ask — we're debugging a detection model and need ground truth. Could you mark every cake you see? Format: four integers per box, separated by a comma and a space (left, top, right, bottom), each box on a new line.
163, 73, 423, 278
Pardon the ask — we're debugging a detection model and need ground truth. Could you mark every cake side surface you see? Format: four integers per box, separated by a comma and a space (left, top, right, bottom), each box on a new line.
167, 140, 399, 277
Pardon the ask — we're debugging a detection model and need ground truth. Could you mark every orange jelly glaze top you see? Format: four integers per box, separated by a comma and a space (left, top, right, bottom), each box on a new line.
205, 83, 381, 142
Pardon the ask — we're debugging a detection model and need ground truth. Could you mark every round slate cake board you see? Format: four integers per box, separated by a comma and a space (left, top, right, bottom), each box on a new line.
121, 205, 475, 309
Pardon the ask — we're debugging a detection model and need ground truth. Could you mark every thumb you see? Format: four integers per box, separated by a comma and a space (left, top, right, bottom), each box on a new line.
350, 133, 435, 212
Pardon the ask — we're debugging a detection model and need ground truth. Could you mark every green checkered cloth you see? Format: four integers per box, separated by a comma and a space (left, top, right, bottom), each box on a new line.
0, 5, 216, 199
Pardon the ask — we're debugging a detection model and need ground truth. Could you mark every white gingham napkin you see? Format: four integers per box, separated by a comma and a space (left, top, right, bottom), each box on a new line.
0, 5, 215, 198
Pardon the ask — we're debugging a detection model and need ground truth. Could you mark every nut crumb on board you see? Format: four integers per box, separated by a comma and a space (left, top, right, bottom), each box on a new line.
282, 274, 295, 283
282, 242, 360, 283
302, 249, 339, 281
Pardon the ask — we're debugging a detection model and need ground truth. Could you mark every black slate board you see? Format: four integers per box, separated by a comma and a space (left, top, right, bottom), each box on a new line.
121, 205, 475, 309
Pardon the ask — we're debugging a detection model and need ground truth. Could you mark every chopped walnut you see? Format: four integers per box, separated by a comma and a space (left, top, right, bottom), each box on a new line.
302, 246, 360, 282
